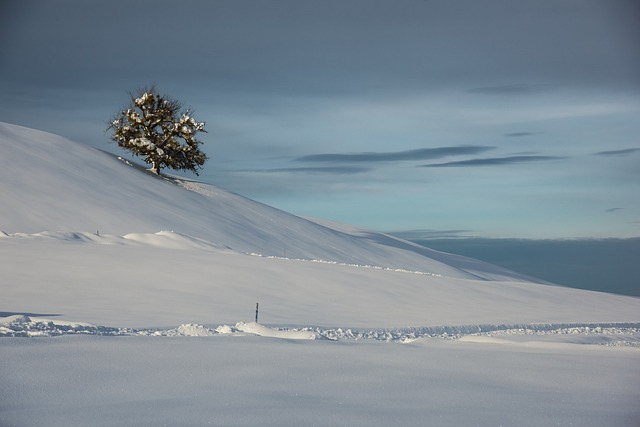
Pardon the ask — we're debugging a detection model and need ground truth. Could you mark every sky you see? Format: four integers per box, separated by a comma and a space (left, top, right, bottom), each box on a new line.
1, 0, 639, 239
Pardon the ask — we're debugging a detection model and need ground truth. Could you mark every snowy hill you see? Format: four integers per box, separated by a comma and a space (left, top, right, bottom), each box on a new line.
0, 121, 534, 282
2, 121, 639, 330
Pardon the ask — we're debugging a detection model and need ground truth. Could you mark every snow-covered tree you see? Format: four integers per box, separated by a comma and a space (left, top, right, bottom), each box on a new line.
108, 86, 208, 175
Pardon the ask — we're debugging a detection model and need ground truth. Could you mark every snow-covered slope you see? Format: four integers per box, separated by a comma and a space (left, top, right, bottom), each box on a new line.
0, 122, 533, 282
2, 121, 639, 331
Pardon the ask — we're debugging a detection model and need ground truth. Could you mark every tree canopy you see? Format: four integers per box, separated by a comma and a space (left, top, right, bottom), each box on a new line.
108, 86, 208, 175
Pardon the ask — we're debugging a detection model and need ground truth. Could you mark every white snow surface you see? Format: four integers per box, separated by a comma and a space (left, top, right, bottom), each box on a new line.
1, 122, 640, 427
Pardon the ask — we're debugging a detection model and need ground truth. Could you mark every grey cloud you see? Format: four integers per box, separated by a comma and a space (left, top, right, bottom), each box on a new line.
605, 207, 624, 213
5, 1, 637, 101
296, 146, 494, 163
421, 155, 567, 167
593, 148, 640, 157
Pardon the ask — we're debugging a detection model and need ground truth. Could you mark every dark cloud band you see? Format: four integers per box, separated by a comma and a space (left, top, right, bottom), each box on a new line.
296, 146, 494, 163
421, 155, 566, 167
593, 148, 640, 157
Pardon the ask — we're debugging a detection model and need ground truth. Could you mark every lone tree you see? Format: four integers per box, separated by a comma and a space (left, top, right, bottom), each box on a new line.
108, 85, 208, 175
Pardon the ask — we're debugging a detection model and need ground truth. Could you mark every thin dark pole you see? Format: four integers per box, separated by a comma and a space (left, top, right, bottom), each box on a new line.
255, 302, 259, 323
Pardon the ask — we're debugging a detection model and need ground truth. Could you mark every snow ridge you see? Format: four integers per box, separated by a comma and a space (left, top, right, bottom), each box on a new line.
2, 315, 638, 346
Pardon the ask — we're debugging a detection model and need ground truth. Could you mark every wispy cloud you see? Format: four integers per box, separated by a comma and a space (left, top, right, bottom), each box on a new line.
238, 166, 370, 175
504, 132, 534, 137
605, 207, 624, 213
467, 84, 555, 95
421, 155, 566, 167
593, 148, 640, 157
296, 146, 494, 163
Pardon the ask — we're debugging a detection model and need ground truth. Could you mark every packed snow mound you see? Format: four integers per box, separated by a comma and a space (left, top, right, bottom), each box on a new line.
172, 323, 216, 337
0, 122, 534, 281
235, 322, 318, 340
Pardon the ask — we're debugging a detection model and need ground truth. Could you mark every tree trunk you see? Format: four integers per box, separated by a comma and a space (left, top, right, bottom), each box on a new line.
150, 161, 160, 175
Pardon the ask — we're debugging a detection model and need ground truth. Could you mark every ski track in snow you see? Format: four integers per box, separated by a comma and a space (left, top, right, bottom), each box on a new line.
1, 315, 638, 347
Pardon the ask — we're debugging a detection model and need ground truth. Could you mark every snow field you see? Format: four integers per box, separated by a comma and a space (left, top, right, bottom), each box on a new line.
3, 236, 640, 330
2, 335, 639, 427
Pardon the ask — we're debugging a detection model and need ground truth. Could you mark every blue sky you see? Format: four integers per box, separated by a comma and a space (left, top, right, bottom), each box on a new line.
2, 0, 639, 238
